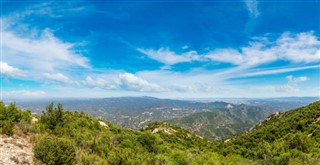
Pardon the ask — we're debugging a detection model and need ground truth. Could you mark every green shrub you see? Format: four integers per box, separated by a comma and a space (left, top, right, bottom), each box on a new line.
78, 152, 107, 165
0, 120, 14, 136
34, 135, 76, 165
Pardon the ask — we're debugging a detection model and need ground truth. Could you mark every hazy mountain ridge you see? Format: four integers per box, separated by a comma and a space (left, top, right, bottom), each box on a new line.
15, 97, 237, 129
168, 104, 269, 140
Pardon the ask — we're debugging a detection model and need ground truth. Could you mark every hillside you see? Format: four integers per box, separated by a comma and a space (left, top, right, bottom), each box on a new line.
222, 101, 320, 164
168, 104, 268, 140
0, 101, 319, 164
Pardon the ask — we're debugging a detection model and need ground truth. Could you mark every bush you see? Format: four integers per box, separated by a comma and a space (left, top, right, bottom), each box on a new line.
138, 132, 163, 153
78, 152, 107, 165
0, 120, 14, 136
34, 135, 76, 165
0, 102, 24, 122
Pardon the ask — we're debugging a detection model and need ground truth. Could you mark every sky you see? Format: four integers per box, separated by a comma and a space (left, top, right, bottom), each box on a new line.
1, 0, 319, 99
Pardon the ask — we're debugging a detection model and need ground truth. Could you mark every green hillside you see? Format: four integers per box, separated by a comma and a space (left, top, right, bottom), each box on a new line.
0, 101, 320, 164
222, 101, 320, 164
168, 104, 269, 140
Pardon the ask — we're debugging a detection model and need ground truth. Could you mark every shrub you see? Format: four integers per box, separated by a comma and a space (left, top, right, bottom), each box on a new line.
34, 135, 76, 165
0, 120, 14, 136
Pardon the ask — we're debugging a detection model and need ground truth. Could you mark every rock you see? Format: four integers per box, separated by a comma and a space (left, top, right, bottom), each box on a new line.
99, 121, 109, 128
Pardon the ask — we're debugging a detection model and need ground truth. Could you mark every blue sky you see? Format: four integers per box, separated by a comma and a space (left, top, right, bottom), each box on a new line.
1, 0, 319, 99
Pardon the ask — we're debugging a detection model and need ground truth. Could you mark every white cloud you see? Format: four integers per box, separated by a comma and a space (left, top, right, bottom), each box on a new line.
3, 30, 89, 73
1, 62, 25, 77
245, 0, 260, 17
181, 45, 189, 49
139, 32, 320, 70
81, 73, 163, 92
82, 76, 117, 90
276, 32, 320, 63
276, 75, 309, 93
138, 48, 200, 65
205, 49, 244, 65
242, 65, 319, 77
286, 75, 309, 84
119, 73, 162, 92
44, 73, 74, 84
276, 85, 300, 93
1, 4, 89, 84
205, 32, 320, 67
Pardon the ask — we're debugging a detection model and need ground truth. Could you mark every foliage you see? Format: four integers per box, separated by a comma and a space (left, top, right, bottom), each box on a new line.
33, 135, 76, 165
40, 102, 64, 130
0, 102, 32, 136
223, 101, 320, 164
0, 120, 14, 136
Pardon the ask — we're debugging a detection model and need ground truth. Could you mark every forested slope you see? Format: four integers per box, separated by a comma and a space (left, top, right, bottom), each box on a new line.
222, 101, 320, 164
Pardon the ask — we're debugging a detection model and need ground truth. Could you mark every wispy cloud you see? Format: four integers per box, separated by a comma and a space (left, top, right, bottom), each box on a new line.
3, 29, 89, 72
205, 31, 320, 66
139, 31, 320, 79
119, 73, 163, 92
82, 76, 118, 90
137, 48, 201, 66
241, 65, 320, 77
1, 62, 25, 78
82, 73, 163, 92
1, 4, 90, 84
245, 0, 260, 18
43, 73, 75, 85
286, 75, 309, 84
276, 75, 309, 93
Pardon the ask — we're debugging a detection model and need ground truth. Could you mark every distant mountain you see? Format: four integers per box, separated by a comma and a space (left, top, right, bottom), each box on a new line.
245, 97, 320, 112
16, 97, 235, 129
168, 104, 269, 140
15, 97, 318, 131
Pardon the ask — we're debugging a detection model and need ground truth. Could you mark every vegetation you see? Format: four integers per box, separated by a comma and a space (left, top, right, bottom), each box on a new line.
0, 100, 319, 164
168, 104, 268, 140
222, 101, 320, 164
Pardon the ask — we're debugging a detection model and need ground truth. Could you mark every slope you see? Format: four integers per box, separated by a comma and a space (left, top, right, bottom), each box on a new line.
168, 104, 269, 140
223, 101, 320, 164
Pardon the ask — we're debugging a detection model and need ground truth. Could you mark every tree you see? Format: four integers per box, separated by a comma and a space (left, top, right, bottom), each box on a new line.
40, 102, 65, 130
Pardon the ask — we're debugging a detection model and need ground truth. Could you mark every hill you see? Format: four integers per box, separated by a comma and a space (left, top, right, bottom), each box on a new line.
1, 100, 319, 164
222, 101, 320, 164
168, 104, 268, 140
